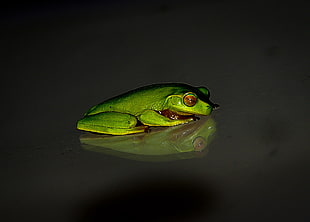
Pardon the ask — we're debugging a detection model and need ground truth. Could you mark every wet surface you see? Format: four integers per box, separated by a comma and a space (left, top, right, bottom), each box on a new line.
1, 0, 309, 221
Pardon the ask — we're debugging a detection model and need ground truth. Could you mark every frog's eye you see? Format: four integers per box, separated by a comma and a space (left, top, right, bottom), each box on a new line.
192, 136, 207, 151
183, 93, 197, 107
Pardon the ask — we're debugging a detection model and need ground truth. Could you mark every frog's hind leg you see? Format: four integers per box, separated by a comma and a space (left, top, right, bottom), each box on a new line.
79, 125, 148, 135
77, 112, 148, 135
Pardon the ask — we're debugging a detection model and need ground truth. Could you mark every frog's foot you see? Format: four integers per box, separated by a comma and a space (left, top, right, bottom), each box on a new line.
77, 112, 148, 135
138, 110, 196, 127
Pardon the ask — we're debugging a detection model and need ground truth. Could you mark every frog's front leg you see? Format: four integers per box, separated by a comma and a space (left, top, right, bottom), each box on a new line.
138, 110, 194, 126
77, 112, 148, 135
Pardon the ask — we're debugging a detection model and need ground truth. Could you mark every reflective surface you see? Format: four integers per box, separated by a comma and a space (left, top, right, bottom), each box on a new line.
1, 1, 309, 221
80, 116, 216, 161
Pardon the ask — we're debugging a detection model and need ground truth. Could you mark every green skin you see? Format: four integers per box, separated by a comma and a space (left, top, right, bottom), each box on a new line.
77, 83, 218, 135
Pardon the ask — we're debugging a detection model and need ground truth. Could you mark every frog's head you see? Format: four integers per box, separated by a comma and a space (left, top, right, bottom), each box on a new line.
165, 86, 219, 116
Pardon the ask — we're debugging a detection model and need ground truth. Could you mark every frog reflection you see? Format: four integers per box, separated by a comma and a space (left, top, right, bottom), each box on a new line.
79, 116, 216, 161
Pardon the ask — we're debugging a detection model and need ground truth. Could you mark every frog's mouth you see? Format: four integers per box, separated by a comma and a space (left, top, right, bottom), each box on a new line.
158, 109, 198, 120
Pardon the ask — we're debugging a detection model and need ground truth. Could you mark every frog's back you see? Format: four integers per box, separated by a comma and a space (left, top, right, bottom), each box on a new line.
84, 83, 196, 116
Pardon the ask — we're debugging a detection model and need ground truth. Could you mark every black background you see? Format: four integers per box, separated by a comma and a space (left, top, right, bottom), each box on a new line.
1, 0, 309, 221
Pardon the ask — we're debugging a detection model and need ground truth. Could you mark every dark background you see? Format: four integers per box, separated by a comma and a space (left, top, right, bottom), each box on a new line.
1, 0, 309, 221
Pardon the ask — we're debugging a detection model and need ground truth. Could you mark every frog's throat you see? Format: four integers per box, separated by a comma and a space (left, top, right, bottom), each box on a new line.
157, 109, 197, 120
